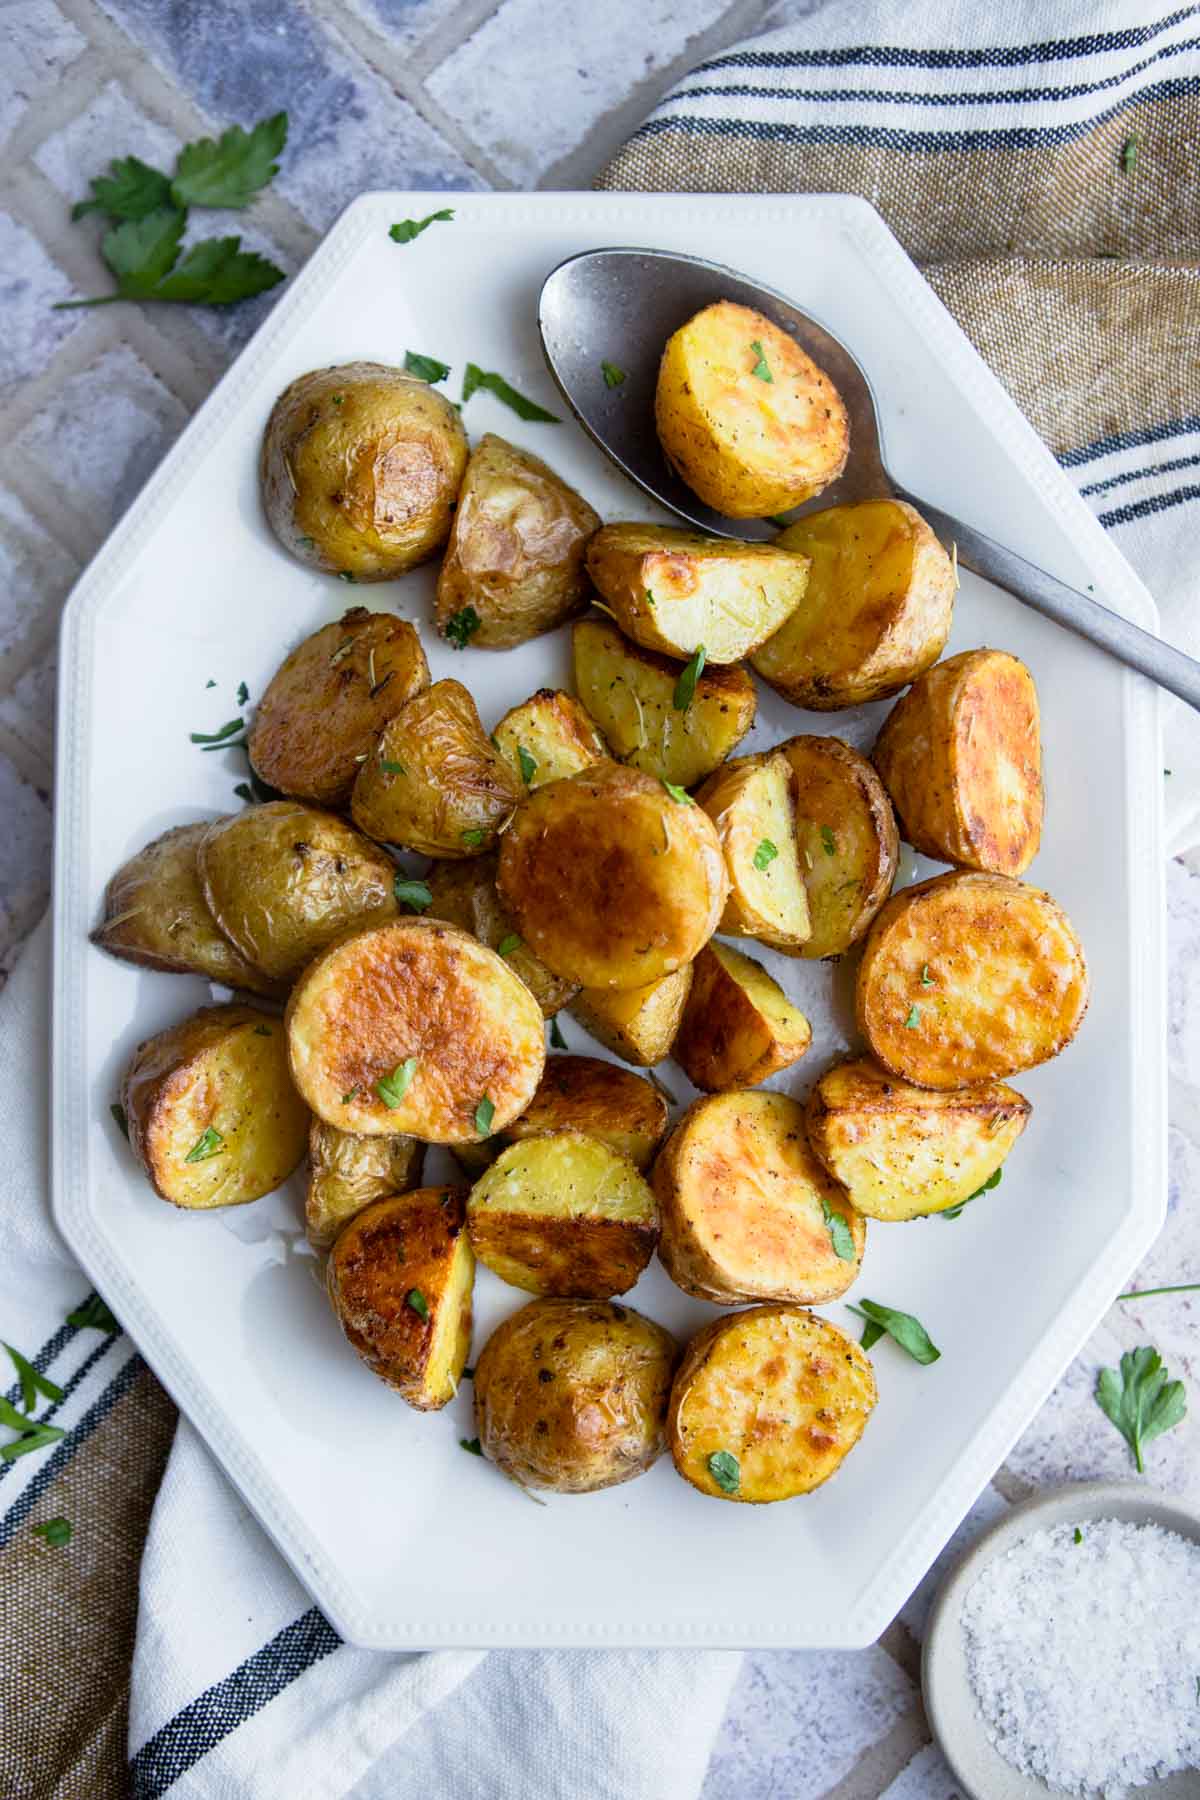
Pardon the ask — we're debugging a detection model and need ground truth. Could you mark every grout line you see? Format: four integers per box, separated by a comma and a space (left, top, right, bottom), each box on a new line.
0, 455, 100, 571
0, 604, 63, 709
0, 46, 115, 169
817, 1702, 931, 1800
0, 718, 53, 794
400, 0, 506, 81
991, 1465, 1036, 1506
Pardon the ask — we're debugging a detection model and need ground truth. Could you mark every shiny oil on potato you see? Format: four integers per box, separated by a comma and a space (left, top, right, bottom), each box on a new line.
779, 735, 899, 959
491, 687, 608, 791
570, 964, 693, 1066
503, 1055, 669, 1169
424, 854, 577, 1018
305, 1119, 425, 1249
673, 939, 812, 1093
695, 751, 811, 951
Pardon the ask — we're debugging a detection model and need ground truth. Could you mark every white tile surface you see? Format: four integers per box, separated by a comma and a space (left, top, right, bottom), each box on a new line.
0, 1, 88, 149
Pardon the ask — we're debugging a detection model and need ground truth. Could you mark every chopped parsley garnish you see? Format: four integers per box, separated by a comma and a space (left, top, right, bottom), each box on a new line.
1073, 1526, 1084, 1545
404, 350, 451, 384
921, 964, 934, 986
461, 364, 560, 423
341, 1086, 361, 1105
673, 645, 706, 713
379, 759, 407, 775
406, 1288, 430, 1322
184, 1126, 225, 1164
661, 779, 693, 805
1120, 134, 1139, 173
32, 1517, 72, 1547
376, 1058, 417, 1109
236, 681, 249, 706
821, 1197, 857, 1262
394, 877, 432, 913
460, 1436, 483, 1455
850, 1300, 940, 1364
66, 1295, 120, 1333
190, 717, 244, 746
444, 606, 480, 650
941, 1167, 1002, 1221
389, 209, 454, 244
819, 825, 837, 856
549, 1018, 567, 1050
707, 1450, 740, 1493
474, 1095, 495, 1137
461, 828, 486, 849
110, 1102, 129, 1139
497, 934, 522, 958
517, 744, 537, 785
601, 361, 627, 388
904, 1005, 921, 1029
753, 839, 778, 871
749, 340, 773, 382
1096, 1344, 1186, 1471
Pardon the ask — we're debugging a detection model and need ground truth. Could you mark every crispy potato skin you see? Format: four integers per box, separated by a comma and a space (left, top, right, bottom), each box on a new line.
674, 940, 812, 1092
655, 302, 850, 517
122, 1003, 308, 1209
570, 966, 693, 1066
751, 501, 955, 709
424, 854, 577, 1017
492, 688, 608, 791
572, 617, 756, 789
585, 524, 810, 664
474, 1298, 677, 1493
497, 762, 728, 989
248, 609, 429, 807
286, 919, 546, 1140
351, 679, 521, 856
305, 1120, 425, 1248
653, 1090, 864, 1304
504, 1055, 669, 1170
326, 1188, 474, 1409
260, 362, 468, 581
434, 434, 601, 649
778, 735, 899, 959
668, 1306, 876, 1503
872, 648, 1044, 876
92, 821, 282, 996
805, 1056, 1029, 1220
695, 752, 811, 951
856, 871, 1089, 1088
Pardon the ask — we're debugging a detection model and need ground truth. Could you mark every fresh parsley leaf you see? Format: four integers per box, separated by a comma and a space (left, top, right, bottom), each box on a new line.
190, 717, 244, 745
183, 1126, 225, 1164
461, 828, 486, 849
749, 340, 773, 382
673, 645, 707, 712
497, 933, 522, 958
32, 1517, 72, 1548
753, 839, 778, 871
1096, 1344, 1186, 1472
406, 1288, 430, 1322
517, 744, 537, 785
461, 363, 560, 423
819, 825, 837, 856
379, 758, 407, 775
0, 1396, 37, 1433
103, 206, 186, 293
821, 1197, 857, 1262
206, 679, 216, 687
920, 964, 934, 986
661, 779, 693, 805
377, 1058, 417, 1109
444, 606, 480, 650
110, 1102, 129, 1139
66, 1295, 120, 1334
404, 350, 451, 384
941, 1167, 1002, 1221
4, 1343, 65, 1410
233, 783, 254, 803
849, 1300, 940, 1365
389, 209, 454, 244
549, 1018, 567, 1050
236, 681, 249, 706
707, 1450, 740, 1493
460, 1436, 483, 1455
394, 877, 432, 913
601, 361, 627, 388
904, 1005, 921, 1029
73, 155, 172, 222
860, 1318, 886, 1351
151, 236, 285, 304
1073, 1526, 1083, 1545
1120, 133, 1139, 174
0, 1424, 67, 1463
341, 1086, 361, 1105
474, 1095, 495, 1137
171, 112, 288, 209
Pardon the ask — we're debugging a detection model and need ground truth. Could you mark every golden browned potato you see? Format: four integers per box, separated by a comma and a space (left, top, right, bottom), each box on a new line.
856, 871, 1089, 1089
351, 679, 521, 857
497, 762, 727, 988
585, 524, 810, 664
197, 803, 397, 983
570, 966, 693, 1066
247, 609, 430, 807
653, 1090, 865, 1304
424, 854, 577, 1018
260, 362, 468, 581
305, 1119, 425, 1249
92, 821, 282, 997
805, 1057, 1029, 1221
491, 688, 608, 791
474, 1297, 676, 1493
668, 1306, 876, 1503
655, 301, 850, 518
572, 617, 756, 789
287, 918, 545, 1140
750, 501, 955, 708
121, 1004, 308, 1209
502, 1055, 669, 1170
695, 752, 811, 951
872, 648, 1043, 876
673, 940, 811, 1092
434, 433, 600, 649
779, 735, 899, 958
326, 1188, 474, 1409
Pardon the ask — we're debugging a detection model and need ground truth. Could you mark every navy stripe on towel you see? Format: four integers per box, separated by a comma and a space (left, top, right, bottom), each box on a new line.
0, 1326, 122, 1490
1078, 451, 1200, 496
1099, 480, 1200, 527
1059, 416, 1200, 468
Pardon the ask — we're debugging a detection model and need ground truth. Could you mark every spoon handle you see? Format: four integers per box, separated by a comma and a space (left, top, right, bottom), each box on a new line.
896, 488, 1200, 714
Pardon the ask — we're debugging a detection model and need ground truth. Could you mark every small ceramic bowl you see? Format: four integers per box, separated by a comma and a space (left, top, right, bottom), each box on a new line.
922, 1479, 1200, 1800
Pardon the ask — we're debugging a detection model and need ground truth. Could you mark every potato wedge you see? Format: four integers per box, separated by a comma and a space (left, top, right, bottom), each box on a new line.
286, 919, 546, 1141
856, 871, 1089, 1089
668, 1306, 876, 1503
778, 735, 899, 958
695, 752, 811, 950
673, 940, 811, 1092
92, 821, 281, 997
198, 803, 397, 983
570, 966, 693, 1066
491, 688, 608, 791
585, 524, 810, 664
503, 1055, 669, 1170
326, 1187, 473, 1409
572, 617, 756, 788
247, 608, 430, 807
656, 301, 850, 518
424, 854, 577, 1018
872, 648, 1043, 876
351, 679, 521, 856
434, 433, 600, 649
497, 762, 727, 988
305, 1119, 425, 1249
122, 1004, 308, 1209
805, 1056, 1030, 1221
653, 1090, 864, 1304
750, 501, 955, 708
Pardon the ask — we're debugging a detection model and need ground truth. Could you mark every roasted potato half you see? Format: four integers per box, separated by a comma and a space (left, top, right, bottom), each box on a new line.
585, 524, 810, 664
286, 919, 546, 1141
856, 871, 1089, 1089
247, 609, 430, 807
497, 762, 728, 989
503, 1055, 669, 1169
424, 854, 577, 1018
695, 752, 811, 951
751, 501, 955, 709
260, 361, 467, 580
668, 1306, 876, 1503
491, 688, 608, 792
326, 1188, 473, 1409
872, 648, 1044, 876
805, 1057, 1030, 1221
673, 940, 812, 1093
305, 1119, 425, 1249
779, 735, 899, 959
351, 679, 521, 857
654, 1090, 865, 1304
434, 433, 600, 649
570, 965, 693, 1066
474, 1298, 676, 1493
198, 803, 397, 983
121, 1004, 308, 1209
656, 302, 850, 518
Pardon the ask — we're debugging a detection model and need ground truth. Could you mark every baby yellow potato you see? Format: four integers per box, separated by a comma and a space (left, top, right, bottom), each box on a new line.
653, 1090, 865, 1304
491, 688, 608, 791
856, 871, 1089, 1089
655, 301, 850, 518
503, 1055, 669, 1170
872, 648, 1044, 876
751, 501, 956, 709
779, 735, 899, 958
668, 1306, 876, 1503
695, 751, 811, 951
424, 854, 577, 1018
673, 940, 812, 1092
351, 679, 521, 856
585, 523, 810, 664
570, 965, 693, 1066
805, 1056, 1030, 1221
122, 1004, 308, 1209
305, 1119, 425, 1249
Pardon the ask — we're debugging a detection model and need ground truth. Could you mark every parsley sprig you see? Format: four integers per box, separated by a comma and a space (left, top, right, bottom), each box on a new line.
1096, 1344, 1186, 1471
461, 364, 560, 423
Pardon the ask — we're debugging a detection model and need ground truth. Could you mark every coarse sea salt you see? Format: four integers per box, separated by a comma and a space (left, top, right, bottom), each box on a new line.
961, 1518, 1200, 1796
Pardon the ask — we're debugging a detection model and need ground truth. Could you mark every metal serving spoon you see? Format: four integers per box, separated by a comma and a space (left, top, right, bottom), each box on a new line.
539, 246, 1200, 713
